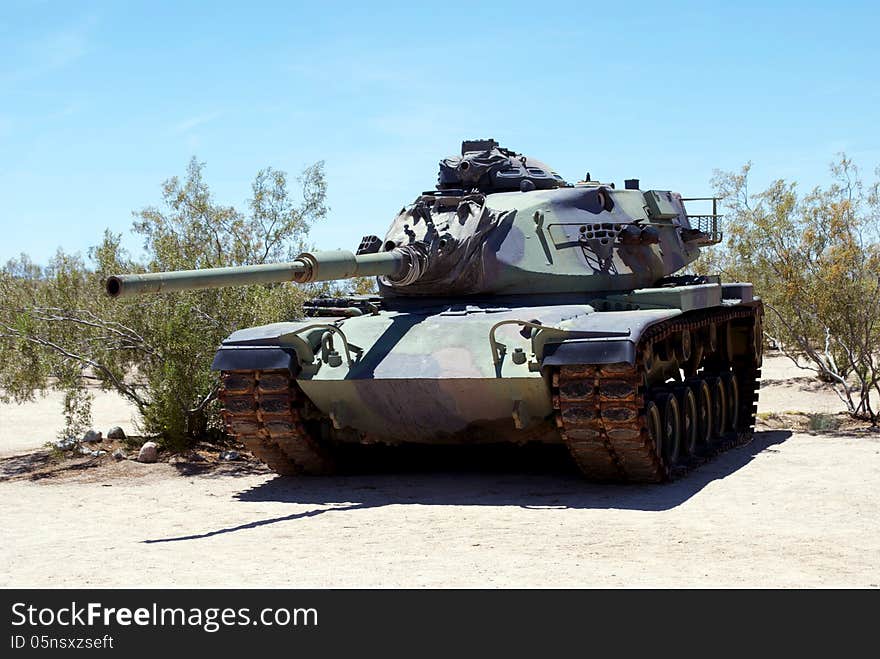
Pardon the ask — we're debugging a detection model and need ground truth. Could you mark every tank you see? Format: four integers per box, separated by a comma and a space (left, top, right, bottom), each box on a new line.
106, 139, 763, 482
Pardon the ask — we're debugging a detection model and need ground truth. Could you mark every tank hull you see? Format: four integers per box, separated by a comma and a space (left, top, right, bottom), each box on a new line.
214, 283, 763, 481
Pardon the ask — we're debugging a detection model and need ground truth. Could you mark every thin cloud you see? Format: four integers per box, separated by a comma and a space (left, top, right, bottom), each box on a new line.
170, 111, 223, 135
1, 16, 96, 85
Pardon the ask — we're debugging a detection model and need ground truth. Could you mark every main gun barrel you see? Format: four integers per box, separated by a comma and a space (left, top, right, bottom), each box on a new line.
105, 249, 409, 298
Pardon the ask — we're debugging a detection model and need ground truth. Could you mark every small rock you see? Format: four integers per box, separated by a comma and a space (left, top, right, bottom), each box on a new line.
54, 437, 77, 451
112, 448, 127, 461
188, 452, 207, 462
137, 441, 159, 463
78, 447, 107, 457
107, 426, 126, 440
219, 450, 241, 461
82, 430, 103, 443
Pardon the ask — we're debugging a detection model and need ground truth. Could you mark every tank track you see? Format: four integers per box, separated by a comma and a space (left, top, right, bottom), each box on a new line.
553, 306, 762, 483
219, 369, 335, 475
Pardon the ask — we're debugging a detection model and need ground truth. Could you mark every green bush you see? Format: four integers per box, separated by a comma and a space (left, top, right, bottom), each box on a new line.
0, 158, 331, 447
807, 414, 843, 432
692, 155, 880, 423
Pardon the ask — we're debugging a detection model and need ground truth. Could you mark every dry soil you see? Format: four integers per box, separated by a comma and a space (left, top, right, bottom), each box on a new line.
1, 354, 877, 587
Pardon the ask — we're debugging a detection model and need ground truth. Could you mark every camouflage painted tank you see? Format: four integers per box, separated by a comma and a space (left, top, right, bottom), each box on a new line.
107, 139, 763, 482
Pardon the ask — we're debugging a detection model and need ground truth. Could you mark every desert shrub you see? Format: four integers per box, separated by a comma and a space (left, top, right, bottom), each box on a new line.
0, 158, 331, 447
807, 414, 843, 432
696, 155, 880, 422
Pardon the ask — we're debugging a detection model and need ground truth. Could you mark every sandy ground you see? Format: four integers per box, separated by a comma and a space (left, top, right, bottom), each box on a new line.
1, 353, 878, 587
0, 387, 140, 458
756, 356, 850, 415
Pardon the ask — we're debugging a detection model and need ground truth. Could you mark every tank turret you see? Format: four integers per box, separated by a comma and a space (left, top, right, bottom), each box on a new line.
108, 139, 720, 299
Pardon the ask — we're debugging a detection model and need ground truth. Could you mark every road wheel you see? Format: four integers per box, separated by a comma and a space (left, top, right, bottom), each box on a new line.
655, 392, 682, 466
674, 329, 692, 363
705, 376, 727, 439
674, 386, 698, 457
706, 323, 718, 353
691, 379, 713, 448
721, 372, 740, 431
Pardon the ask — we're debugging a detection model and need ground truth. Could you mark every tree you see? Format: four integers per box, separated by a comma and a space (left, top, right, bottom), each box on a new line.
0, 158, 329, 446
705, 155, 880, 422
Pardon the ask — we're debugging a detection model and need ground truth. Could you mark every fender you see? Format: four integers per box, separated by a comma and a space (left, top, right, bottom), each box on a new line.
540, 338, 637, 366
210, 321, 320, 375
211, 346, 298, 372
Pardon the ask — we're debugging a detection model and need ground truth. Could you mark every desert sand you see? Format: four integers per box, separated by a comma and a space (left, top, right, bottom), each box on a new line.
1, 353, 878, 587
0, 388, 141, 458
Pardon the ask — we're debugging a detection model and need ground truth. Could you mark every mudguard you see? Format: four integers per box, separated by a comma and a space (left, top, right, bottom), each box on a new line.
537, 308, 679, 366
211, 346, 298, 372
210, 320, 322, 375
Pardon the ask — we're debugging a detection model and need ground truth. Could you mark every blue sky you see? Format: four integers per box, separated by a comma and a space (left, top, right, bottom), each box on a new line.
1, 0, 878, 264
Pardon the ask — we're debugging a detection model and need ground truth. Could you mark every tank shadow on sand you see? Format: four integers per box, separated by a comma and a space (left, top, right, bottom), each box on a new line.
0, 450, 108, 482
143, 430, 791, 544
0, 450, 56, 480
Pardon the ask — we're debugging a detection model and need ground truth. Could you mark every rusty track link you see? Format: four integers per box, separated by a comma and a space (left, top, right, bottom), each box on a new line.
554, 305, 762, 483
219, 369, 335, 475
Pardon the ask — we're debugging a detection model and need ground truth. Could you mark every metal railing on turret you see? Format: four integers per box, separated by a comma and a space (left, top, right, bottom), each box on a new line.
681, 197, 723, 245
